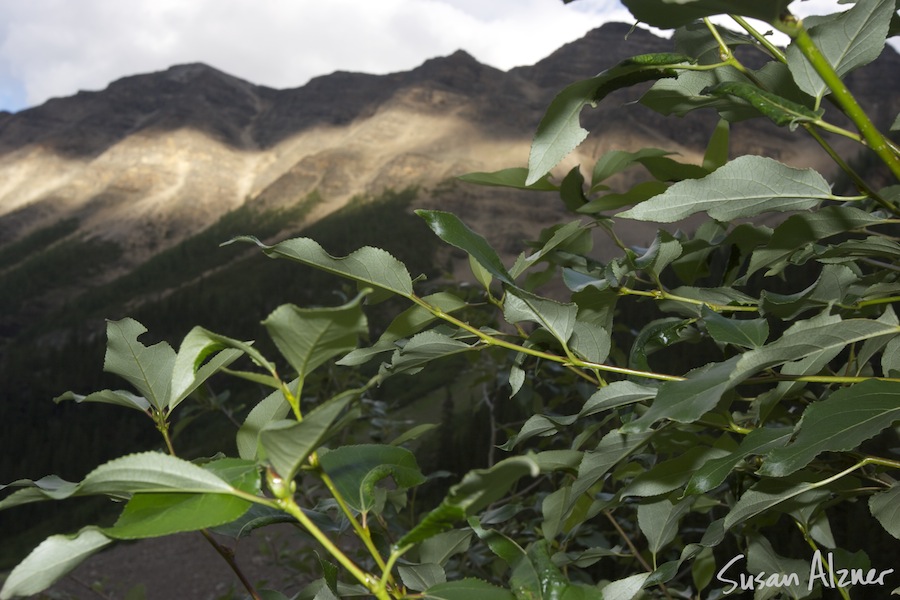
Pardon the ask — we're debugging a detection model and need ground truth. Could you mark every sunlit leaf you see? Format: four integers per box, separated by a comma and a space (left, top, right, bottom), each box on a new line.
416, 210, 514, 285
230, 236, 414, 299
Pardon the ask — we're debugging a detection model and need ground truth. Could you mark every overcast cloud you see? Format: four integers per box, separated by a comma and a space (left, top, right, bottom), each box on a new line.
0, 0, 887, 113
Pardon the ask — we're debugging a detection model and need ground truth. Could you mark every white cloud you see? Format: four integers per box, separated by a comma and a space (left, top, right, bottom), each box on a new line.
0, 0, 895, 113
0, 0, 619, 111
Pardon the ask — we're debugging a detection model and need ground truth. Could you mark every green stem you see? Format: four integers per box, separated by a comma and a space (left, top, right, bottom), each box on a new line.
376, 546, 412, 598
277, 493, 388, 600
411, 294, 684, 382
801, 124, 898, 214
838, 295, 900, 310
794, 520, 852, 600
730, 15, 786, 63
319, 469, 390, 573
784, 20, 900, 181
704, 18, 732, 61
750, 373, 900, 385
619, 286, 759, 312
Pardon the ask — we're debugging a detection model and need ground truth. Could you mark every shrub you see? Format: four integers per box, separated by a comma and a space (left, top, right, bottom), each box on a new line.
2, 1, 899, 598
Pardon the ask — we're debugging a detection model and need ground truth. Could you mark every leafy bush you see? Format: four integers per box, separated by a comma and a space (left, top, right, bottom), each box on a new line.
3, 1, 900, 599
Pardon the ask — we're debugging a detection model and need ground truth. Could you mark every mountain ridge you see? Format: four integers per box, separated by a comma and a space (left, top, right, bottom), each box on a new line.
0, 21, 898, 342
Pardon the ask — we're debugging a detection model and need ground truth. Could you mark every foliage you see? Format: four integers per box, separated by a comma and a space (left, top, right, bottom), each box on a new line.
3, 1, 900, 599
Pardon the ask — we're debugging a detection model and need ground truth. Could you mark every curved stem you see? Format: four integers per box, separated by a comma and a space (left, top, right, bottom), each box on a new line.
277, 494, 389, 600
413, 294, 684, 382
319, 469, 390, 573
785, 20, 900, 180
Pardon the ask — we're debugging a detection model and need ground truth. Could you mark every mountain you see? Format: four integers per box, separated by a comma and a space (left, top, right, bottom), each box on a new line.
0, 22, 898, 565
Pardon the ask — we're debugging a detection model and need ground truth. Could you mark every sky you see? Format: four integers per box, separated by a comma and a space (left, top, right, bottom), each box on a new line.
0, 0, 886, 114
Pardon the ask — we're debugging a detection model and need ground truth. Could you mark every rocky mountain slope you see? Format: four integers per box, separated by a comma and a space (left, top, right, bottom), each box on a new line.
7, 21, 895, 272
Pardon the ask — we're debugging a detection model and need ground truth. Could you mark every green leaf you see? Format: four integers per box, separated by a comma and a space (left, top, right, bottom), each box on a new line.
263, 293, 367, 382
259, 389, 358, 481
702, 306, 769, 349
108, 492, 250, 539
388, 330, 473, 375
338, 292, 467, 367
510, 220, 593, 279
319, 444, 425, 513
230, 236, 414, 299
54, 389, 150, 413
869, 484, 900, 540
579, 181, 669, 214
744, 205, 885, 279
629, 317, 695, 372
569, 315, 611, 364
600, 573, 650, 600
638, 497, 694, 555
685, 427, 792, 495
746, 535, 812, 599
398, 456, 540, 547
759, 380, 900, 477
703, 119, 730, 171
103, 318, 175, 412
399, 564, 447, 592
702, 82, 823, 128
724, 474, 836, 530
0, 527, 113, 600
579, 381, 658, 417
621, 357, 738, 433
79, 452, 235, 496
419, 530, 473, 566
617, 156, 831, 223
172, 327, 278, 392
733, 318, 899, 383
458, 167, 558, 191
640, 66, 750, 119
0, 452, 236, 512
622, 446, 731, 497
591, 148, 671, 187
236, 381, 296, 461
416, 210, 514, 286
786, 0, 895, 101
527, 54, 692, 185
169, 328, 246, 411
503, 287, 578, 347
569, 430, 655, 503
621, 0, 791, 28
105, 459, 259, 539
423, 579, 515, 600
